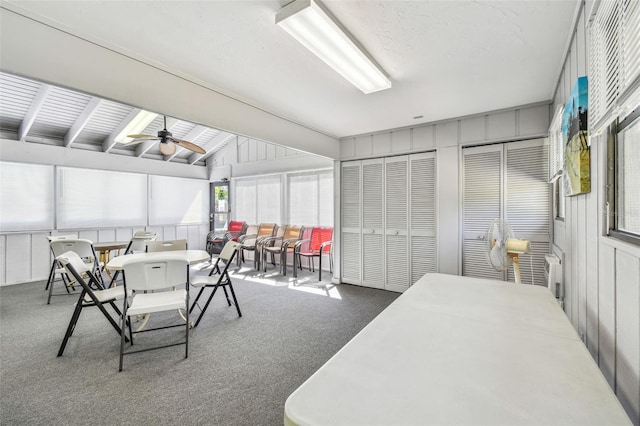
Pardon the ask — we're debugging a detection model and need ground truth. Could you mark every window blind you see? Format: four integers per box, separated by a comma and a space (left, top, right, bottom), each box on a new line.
257, 175, 281, 223
0, 162, 54, 232
148, 175, 208, 225
57, 167, 147, 229
590, 0, 640, 131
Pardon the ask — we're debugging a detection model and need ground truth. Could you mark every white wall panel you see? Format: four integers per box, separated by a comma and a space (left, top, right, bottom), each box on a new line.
0, 235, 6, 283
615, 250, 640, 424
372, 133, 391, 155
340, 137, 355, 158
487, 110, 516, 140
30, 233, 49, 281
460, 116, 485, 144
435, 121, 458, 147
598, 243, 616, 388
6, 234, 30, 283
412, 125, 434, 150
354, 135, 372, 157
98, 228, 116, 242
519, 104, 550, 137
392, 129, 411, 153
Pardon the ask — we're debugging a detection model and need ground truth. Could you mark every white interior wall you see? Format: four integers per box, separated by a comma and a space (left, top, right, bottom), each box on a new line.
550, 2, 639, 422
338, 102, 551, 276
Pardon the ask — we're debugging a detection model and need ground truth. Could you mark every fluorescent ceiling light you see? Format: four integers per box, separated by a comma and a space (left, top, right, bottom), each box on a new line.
114, 110, 158, 144
276, 0, 391, 94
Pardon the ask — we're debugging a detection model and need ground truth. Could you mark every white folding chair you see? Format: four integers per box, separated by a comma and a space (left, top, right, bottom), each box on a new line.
56, 251, 130, 357
189, 241, 241, 327
145, 239, 187, 252
48, 238, 103, 304
44, 234, 78, 292
119, 255, 190, 371
108, 231, 157, 287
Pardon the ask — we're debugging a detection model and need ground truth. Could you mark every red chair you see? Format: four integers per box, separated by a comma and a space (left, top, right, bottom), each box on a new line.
294, 227, 333, 281
206, 221, 247, 257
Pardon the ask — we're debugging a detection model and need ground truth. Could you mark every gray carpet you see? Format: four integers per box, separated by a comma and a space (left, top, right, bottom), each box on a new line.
0, 264, 399, 426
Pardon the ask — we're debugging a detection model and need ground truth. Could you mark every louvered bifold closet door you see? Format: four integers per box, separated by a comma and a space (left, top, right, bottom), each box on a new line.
462, 145, 503, 280
409, 152, 437, 285
505, 139, 550, 286
341, 161, 362, 285
385, 156, 409, 292
362, 159, 385, 289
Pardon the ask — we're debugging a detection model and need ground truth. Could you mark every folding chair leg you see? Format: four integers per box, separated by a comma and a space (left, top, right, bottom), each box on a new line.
189, 287, 207, 315
319, 254, 323, 282
192, 286, 221, 328
222, 285, 231, 306
227, 283, 242, 318
57, 298, 84, 356
45, 261, 56, 291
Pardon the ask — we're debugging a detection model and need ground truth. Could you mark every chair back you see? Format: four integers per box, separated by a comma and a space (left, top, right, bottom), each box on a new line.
122, 256, 188, 292
146, 239, 188, 252
47, 234, 78, 242
56, 250, 92, 276
309, 227, 333, 252
282, 225, 304, 248
227, 221, 248, 241
219, 241, 241, 263
257, 223, 277, 238
128, 231, 157, 253
50, 238, 98, 261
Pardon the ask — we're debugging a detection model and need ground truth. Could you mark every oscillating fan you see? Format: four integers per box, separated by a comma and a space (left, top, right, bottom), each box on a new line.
485, 219, 531, 283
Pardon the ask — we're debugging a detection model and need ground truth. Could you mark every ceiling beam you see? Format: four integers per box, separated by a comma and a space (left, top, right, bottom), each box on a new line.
135, 117, 179, 157
164, 125, 208, 161
188, 131, 234, 165
18, 84, 51, 141
102, 107, 140, 153
64, 97, 103, 147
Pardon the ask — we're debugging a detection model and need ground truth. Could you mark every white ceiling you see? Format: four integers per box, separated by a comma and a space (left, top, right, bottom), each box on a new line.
2, 0, 578, 139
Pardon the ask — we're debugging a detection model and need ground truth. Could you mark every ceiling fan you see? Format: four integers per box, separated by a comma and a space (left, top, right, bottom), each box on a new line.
125, 116, 206, 156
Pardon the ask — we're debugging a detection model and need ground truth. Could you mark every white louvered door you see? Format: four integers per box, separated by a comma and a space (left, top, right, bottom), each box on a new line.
462, 144, 504, 280
385, 156, 409, 292
341, 161, 362, 285
505, 139, 550, 286
362, 159, 385, 289
409, 152, 437, 284
462, 140, 550, 284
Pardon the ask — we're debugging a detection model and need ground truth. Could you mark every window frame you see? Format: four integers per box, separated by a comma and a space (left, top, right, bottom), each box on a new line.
607, 107, 640, 246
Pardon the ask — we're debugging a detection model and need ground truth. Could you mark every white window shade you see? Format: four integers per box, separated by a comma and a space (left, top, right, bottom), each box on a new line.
549, 105, 564, 180
257, 175, 281, 223
234, 179, 257, 224
149, 175, 208, 225
0, 162, 54, 232
318, 170, 334, 226
289, 173, 318, 226
57, 167, 147, 229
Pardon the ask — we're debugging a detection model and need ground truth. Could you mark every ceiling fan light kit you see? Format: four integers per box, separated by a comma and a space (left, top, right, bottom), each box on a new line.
123, 115, 206, 156
276, 0, 391, 94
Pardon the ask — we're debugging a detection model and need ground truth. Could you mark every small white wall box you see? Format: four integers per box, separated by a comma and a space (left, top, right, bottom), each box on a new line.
544, 254, 562, 300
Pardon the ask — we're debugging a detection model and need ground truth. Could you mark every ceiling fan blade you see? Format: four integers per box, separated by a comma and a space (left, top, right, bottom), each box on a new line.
120, 137, 158, 146
127, 133, 155, 139
172, 138, 206, 155
159, 142, 176, 155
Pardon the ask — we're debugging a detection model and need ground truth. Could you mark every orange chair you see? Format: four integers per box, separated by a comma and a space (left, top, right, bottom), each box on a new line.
261, 225, 304, 274
294, 227, 333, 281
237, 223, 277, 269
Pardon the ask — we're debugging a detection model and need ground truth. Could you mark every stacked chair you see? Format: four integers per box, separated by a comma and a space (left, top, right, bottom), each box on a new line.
206, 220, 247, 257
260, 225, 304, 274
237, 223, 277, 269
108, 231, 157, 287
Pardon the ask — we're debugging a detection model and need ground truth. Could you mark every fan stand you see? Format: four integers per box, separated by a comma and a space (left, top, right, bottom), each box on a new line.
508, 252, 522, 283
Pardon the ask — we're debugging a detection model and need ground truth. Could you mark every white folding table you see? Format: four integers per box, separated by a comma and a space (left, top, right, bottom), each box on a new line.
284, 273, 631, 425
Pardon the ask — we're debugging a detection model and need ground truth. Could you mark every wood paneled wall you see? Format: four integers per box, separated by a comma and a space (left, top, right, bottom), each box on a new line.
551, 2, 639, 423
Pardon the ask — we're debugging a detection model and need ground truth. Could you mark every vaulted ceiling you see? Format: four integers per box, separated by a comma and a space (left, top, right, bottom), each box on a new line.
0, 0, 579, 166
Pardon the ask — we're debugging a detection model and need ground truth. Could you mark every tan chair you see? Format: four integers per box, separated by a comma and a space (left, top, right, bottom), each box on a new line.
237, 223, 277, 269
261, 225, 304, 274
